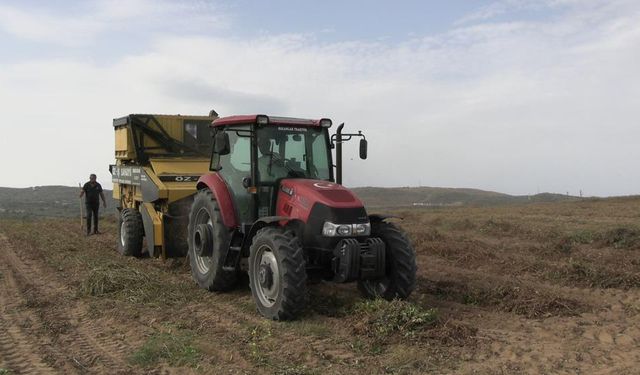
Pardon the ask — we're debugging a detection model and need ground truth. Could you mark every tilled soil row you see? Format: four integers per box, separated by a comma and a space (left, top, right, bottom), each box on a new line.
1, 224, 414, 374
0, 282, 57, 374
0, 232, 132, 374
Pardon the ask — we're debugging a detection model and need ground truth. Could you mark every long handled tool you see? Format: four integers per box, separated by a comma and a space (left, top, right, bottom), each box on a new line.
78, 182, 84, 231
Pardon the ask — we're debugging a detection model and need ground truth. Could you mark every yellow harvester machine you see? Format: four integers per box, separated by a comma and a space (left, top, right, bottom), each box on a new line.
109, 112, 217, 258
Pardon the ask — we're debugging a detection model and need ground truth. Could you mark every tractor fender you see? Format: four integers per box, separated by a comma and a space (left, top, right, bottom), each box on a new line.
196, 173, 238, 228
240, 216, 299, 256
369, 214, 403, 223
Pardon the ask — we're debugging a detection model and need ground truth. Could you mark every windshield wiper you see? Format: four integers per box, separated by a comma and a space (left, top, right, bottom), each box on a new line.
267, 152, 305, 178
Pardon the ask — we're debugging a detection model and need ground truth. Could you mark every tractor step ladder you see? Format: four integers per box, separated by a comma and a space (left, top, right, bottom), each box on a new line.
223, 245, 242, 271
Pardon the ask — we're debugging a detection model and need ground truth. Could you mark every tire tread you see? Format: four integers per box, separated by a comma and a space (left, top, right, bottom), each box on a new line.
358, 221, 417, 300
249, 227, 307, 320
187, 189, 237, 292
118, 208, 144, 257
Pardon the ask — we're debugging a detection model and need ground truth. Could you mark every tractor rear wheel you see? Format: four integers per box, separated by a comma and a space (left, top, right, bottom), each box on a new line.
187, 189, 237, 291
357, 221, 416, 300
117, 208, 144, 257
249, 227, 307, 320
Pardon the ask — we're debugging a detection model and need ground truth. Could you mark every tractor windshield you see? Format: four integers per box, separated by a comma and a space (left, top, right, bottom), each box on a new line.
256, 125, 331, 183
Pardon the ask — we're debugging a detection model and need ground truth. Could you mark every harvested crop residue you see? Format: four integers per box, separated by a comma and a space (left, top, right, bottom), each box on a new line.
1, 197, 640, 373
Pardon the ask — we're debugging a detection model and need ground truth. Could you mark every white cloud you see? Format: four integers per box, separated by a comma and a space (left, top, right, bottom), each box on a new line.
0, 0, 228, 46
0, 4, 104, 45
454, 2, 510, 25
1, 1, 639, 196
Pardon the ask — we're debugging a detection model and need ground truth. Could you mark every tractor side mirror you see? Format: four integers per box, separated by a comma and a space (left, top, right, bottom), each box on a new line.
359, 138, 368, 160
214, 132, 230, 155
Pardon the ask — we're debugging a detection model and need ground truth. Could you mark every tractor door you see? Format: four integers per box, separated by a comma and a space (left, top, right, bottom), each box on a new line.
255, 135, 288, 218
215, 127, 254, 226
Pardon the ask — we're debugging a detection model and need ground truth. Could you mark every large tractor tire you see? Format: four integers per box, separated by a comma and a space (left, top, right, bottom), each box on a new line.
357, 221, 417, 300
117, 208, 144, 257
249, 227, 307, 320
187, 189, 237, 291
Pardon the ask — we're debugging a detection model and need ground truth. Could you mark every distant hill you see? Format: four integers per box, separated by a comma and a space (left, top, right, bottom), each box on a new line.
350, 186, 578, 208
0, 185, 114, 218
0, 184, 578, 218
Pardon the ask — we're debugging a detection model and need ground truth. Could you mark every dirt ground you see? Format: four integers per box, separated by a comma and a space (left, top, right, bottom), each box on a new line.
1, 197, 640, 374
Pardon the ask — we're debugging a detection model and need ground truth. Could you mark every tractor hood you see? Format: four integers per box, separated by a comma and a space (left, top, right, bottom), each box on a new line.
280, 179, 364, 209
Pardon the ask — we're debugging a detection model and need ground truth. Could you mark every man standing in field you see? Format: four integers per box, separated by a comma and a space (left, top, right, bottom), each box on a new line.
79, 174, 106, 236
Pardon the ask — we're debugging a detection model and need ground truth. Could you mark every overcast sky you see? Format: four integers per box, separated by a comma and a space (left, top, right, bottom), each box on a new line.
0, 0, 638, 196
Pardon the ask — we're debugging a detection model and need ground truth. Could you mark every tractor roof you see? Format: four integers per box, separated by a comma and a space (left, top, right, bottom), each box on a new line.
211, 115, 329, 128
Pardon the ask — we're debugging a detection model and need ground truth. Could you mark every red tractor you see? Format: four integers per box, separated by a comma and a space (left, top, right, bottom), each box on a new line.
188, 114, 416, 320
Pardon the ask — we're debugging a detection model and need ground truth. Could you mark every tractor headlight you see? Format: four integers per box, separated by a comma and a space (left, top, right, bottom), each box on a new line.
322, 222, 338, 236
319, 118, 332, 128
256, 115, 269, 125
337, 225, 352, 236
322, 221, 370, 237
354, 223, 371, 236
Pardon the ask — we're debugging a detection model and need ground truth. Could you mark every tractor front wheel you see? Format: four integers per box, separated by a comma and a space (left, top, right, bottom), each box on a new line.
187, 189, 237, 291
357, 221, 417, 300
117, 208, 143, 257
249, 227, 307, 320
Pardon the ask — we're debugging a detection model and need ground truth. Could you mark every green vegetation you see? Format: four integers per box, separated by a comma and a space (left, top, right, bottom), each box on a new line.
480, 218, 520, 236
352, 299, 439, 343
247, 323, 274, 365
548, 259, 640, 289
130, 330, 201, 367
568, 230, 597, 245
0, 368, 11, 375
553, 226, 640, 253
80, 263, 150, 297
553, 229, 598, 253
79, 262, 192, 305
602, 227, 640, 249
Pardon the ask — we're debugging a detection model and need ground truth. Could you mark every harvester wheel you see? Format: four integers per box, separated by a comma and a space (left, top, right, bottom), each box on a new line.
249, 227, 307, 320
187, 189, 237, 291
357, 221, 416, 300
117, 208, 144, 257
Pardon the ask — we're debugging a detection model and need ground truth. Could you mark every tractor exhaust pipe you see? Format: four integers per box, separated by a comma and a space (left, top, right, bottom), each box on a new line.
336, 123, 344, 185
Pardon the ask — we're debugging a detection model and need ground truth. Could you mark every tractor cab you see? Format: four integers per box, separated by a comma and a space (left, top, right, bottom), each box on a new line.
209, 115, 337, 226
188, 114, 416, 321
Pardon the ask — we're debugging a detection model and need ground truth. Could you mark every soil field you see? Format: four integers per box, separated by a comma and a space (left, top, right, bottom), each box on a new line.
1, 197, 640, 374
